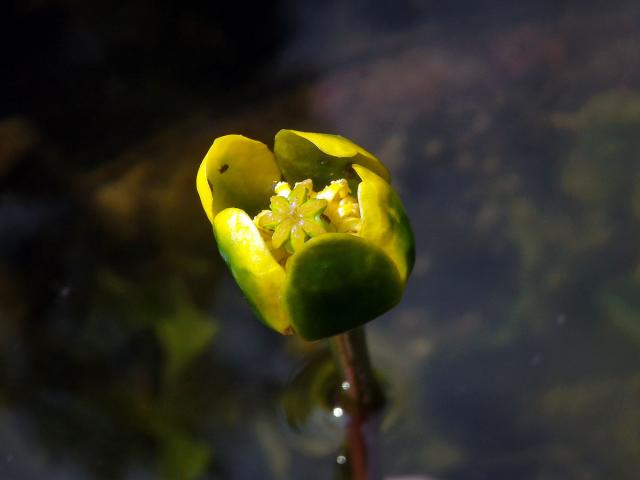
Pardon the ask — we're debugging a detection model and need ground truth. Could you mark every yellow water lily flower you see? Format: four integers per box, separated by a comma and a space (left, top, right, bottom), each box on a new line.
196, 130, 414, 340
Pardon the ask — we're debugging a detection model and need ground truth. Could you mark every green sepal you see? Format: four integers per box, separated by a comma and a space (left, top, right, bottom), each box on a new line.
213, 208, 291, 334
274, 130, 390, 193
198, 135, 281, 220
285, 233, 403, 340
354, 164, 415, 282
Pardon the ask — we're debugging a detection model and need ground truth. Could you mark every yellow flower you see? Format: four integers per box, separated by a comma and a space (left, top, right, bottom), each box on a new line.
197, 130, 414, 340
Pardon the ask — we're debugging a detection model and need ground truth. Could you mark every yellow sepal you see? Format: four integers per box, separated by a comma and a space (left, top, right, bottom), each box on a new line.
354, 164, 415, 282
274, 129, 389, 193
197, 135, 281, 221
213, 208, 291, 334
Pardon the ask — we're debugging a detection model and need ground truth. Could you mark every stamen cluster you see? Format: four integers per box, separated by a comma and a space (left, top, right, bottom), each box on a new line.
254, 179, 361, 265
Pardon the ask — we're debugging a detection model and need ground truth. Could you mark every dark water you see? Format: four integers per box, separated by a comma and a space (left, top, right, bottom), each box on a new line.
2, 1, 640, 479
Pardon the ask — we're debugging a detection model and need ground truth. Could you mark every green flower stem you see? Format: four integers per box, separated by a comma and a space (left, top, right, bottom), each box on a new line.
330, 327, 386, 480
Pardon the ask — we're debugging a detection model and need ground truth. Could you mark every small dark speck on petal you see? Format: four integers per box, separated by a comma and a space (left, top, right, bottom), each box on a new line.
219, 164, 229, 174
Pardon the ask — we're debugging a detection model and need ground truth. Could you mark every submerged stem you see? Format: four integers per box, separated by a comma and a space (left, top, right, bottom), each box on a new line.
330, 327, 386, 480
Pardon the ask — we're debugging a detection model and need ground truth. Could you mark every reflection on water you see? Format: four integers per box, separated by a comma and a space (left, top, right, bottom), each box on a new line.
2, 0, 640, 478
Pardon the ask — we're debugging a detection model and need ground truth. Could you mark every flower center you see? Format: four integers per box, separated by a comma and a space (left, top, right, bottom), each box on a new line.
254, 178, 361, 265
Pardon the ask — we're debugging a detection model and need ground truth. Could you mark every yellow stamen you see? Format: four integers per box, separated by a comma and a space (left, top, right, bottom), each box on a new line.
254, 177, 361, 265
